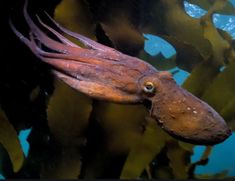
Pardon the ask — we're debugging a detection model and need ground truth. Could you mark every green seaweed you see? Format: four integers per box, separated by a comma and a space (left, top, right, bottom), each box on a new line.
183, 60, 220, 97
139, 51, 177, 71
167, 141, 191, 179
120, 117, 170, 179
47, 79, 92, 146
202, 59, 235, 116
0, 107, 24, 173
44, 79, 92, 178
94, 102, 148, 154
54, 0, 97, 44
41, 147, 82, 179
183, 0, 234, 97
147, 0, 212, 60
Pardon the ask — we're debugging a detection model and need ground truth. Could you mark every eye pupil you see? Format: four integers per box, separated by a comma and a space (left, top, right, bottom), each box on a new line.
144, 82, 155, 93
146, 84, 153, 90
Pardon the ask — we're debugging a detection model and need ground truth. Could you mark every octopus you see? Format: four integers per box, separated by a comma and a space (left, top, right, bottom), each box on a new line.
10, 1, 231, 145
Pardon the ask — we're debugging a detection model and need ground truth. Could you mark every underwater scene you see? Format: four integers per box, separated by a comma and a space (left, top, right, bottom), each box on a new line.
1, 0, 235, 179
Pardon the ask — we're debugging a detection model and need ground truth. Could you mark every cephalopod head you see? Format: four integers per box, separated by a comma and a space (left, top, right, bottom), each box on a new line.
139, 71, 231, 145
10, 1, 231, 145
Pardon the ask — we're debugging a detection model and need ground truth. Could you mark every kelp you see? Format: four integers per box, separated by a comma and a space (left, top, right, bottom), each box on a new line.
162, 36, 205, 72
139, 51, 177, 71
183, 60, 220, 97
202, 59, 235, 121
120, 117, 170, 179
41, 147, 82, 179
94, 102, 148, 154
201, 0, 231, 65
186, 0, 235, 15
1, 0, 235, 179
100, 19, 144, 56
142, 0, 213, 61
136, 0, 213, 73
86, 0, 144, 55
221, 97, 235, 127
0, 107, 24, 173
183, 1, 235, 126
47, 79, 92, 146
41, 78, 92, 178
183, 0, 234, 96
54, 0, 96, 44
166, 141, 191, 179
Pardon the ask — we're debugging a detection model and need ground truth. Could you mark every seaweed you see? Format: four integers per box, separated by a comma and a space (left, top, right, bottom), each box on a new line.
0, 0, 235, 179
186, 0, 235, 15
0, 107, 24, 173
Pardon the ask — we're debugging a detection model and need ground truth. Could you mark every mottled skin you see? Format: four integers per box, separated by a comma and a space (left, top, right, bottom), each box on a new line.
10, 1, 231, 145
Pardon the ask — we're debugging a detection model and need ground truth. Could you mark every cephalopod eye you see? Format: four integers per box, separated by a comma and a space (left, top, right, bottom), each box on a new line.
143, 81, 155, 94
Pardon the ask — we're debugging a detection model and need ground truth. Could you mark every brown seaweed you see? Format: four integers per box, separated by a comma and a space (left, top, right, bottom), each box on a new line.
0, 107, 24, 173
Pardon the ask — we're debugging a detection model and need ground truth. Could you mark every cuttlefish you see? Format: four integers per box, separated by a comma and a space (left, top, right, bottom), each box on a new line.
10, 2, 231, 145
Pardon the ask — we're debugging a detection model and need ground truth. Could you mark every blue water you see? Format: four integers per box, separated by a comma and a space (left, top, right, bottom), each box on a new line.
184, 0, 235, 38
191, 134, 235, 176
144, 34, 176, 58
0, 130, 30, 179
18, 129, 31, 156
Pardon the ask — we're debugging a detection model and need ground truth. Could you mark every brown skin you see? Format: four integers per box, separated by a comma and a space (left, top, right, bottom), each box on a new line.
139, 72, 231, 145
10, 1, 231, 145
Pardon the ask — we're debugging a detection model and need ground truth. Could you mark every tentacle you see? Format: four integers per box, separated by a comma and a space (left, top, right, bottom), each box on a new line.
33, 48, 128, 69
36, 15, 79, 48
10, 0, 155, 103
22, 3, 123, 63
44, 12, 128, 62
23, 0, 80, 54
37, 57, 132, 87
44, 12, 117, 53
9, 19, 32, 51
9, 19, 44, 60
25, 30, 129, 73
52, 70, 141, 103
27, 33, 126, 84
10, 18, 125, 68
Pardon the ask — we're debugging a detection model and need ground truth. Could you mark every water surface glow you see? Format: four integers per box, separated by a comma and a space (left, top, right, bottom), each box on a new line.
184, 0, 235, 38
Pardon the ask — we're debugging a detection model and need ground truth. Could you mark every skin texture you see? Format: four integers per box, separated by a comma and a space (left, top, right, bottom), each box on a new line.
10, 1, 231, 145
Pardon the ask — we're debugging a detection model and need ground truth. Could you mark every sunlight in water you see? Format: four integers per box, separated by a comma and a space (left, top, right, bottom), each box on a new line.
184, 0, 235, 38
